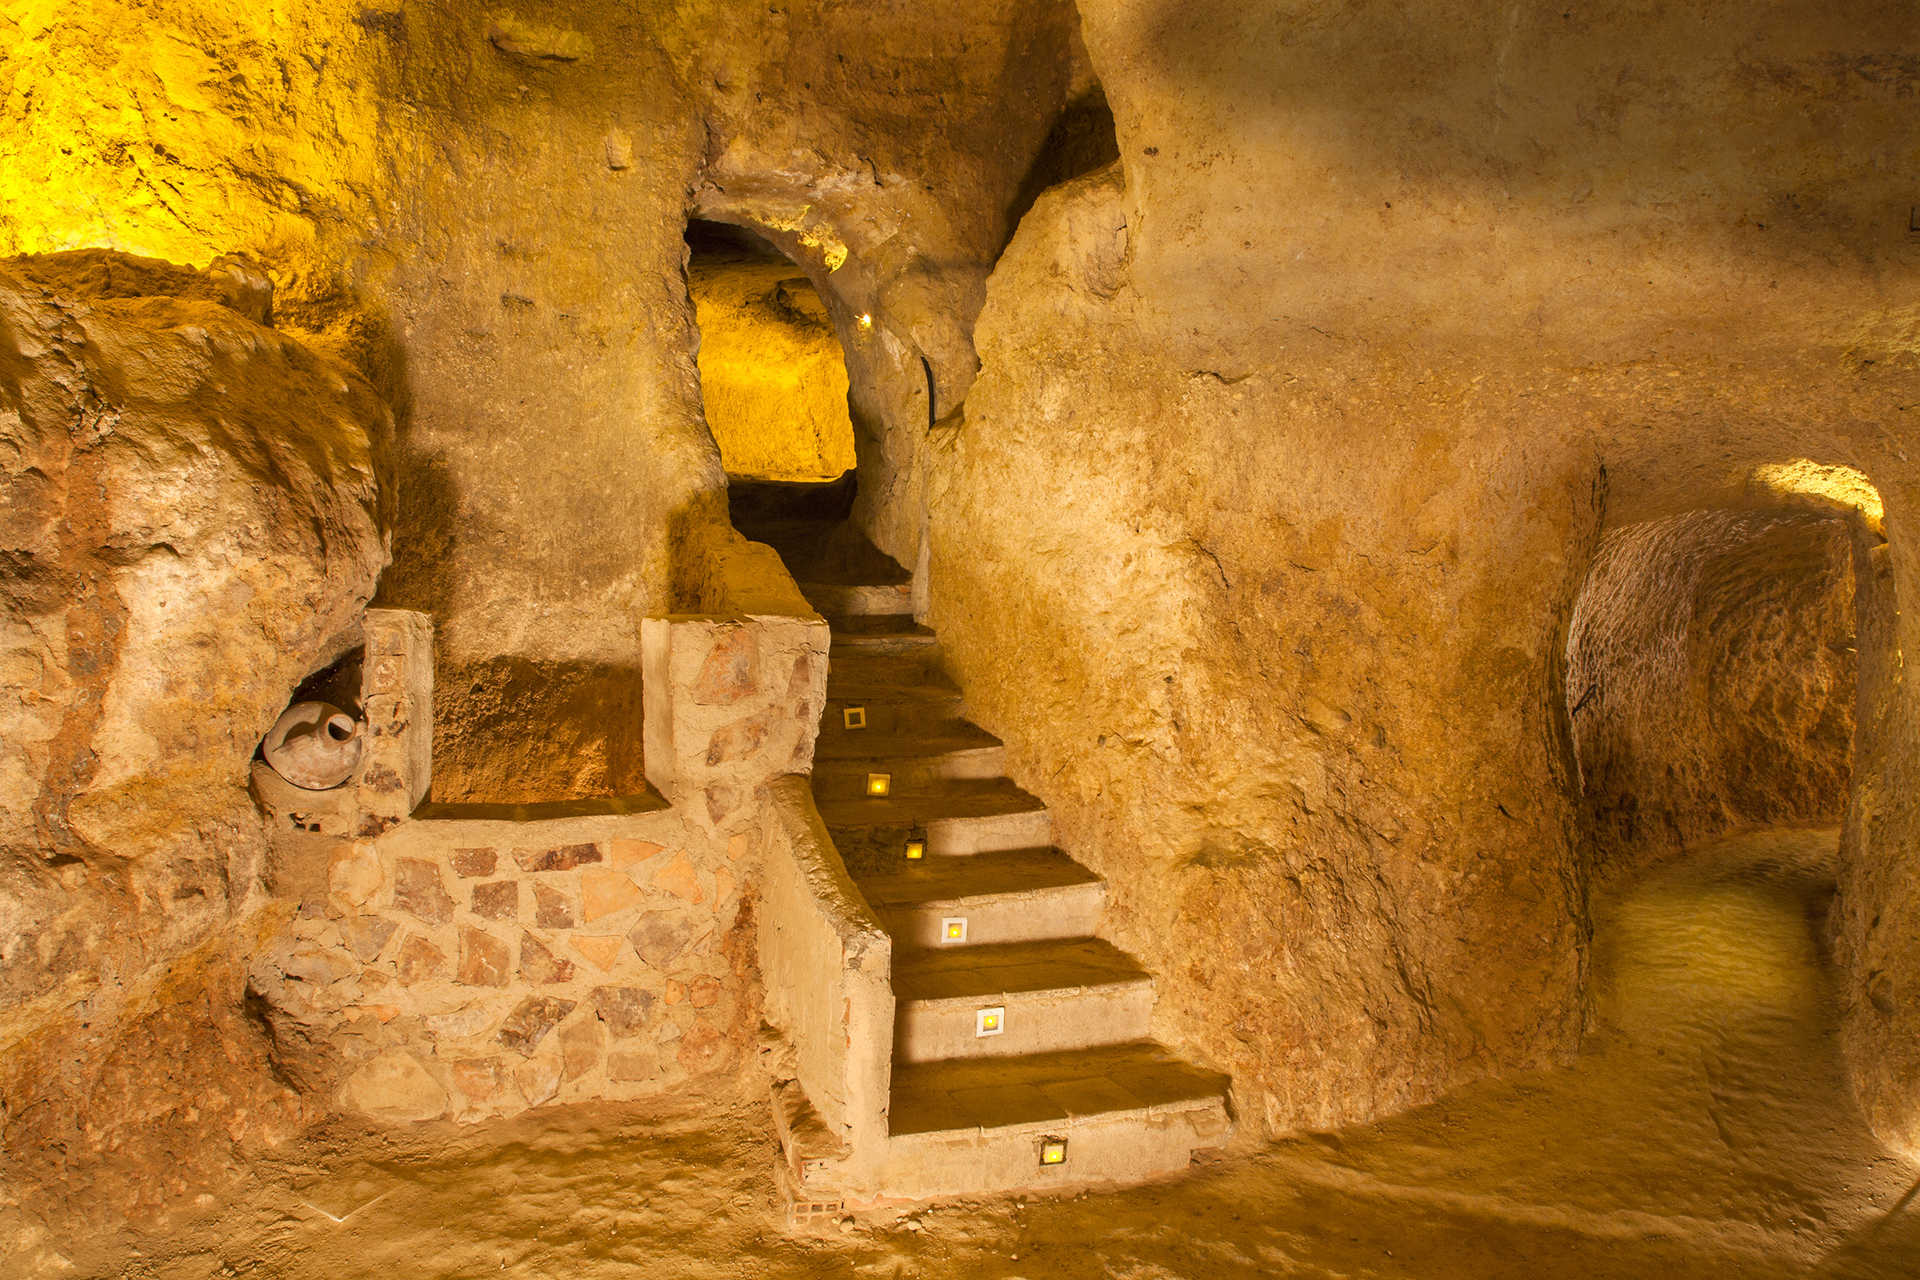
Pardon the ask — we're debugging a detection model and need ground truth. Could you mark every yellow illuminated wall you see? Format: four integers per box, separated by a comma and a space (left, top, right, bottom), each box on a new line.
0, 0, 389, 320
688, 253, 858, 483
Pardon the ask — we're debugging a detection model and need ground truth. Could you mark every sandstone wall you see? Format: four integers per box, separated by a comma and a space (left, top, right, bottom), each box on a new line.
1566, 509, 1857, 875
0, 253, 387, 1236
0, 1, 1090, 791
926, 0, 1919, 1147
689, 244, 857, 483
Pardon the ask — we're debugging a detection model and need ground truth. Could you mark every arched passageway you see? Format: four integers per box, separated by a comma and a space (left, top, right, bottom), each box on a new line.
684, 219, 858, 486
1564, 504, 1861, 876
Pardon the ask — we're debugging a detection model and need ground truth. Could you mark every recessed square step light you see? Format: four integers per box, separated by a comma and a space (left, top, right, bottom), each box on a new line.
865, 772, 891, 797
940, 917, 968, 943
1039, 1137, 1068, 1167
843, 705, 867, 730
975, 1006, 1004, 1037
904, 835, 926, 860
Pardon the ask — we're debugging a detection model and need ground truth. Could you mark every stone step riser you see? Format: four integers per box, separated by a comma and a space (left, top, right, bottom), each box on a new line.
880, 880, 1106, 948
872, 1100, 1230, 1203
927, 806, 1052, 855
812, 747, 1008, 798
894, 981, 1153, 1064
831, 634, 939, 658
803, 582, 914, 617
821, 698, 965, 739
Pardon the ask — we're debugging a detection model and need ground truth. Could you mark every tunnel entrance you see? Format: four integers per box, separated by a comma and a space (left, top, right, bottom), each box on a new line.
684, 219, 858, 492
1564, 505, 1861, 876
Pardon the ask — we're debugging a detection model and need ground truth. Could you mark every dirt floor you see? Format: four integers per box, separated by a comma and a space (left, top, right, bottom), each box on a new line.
46, 827, 1920, 1278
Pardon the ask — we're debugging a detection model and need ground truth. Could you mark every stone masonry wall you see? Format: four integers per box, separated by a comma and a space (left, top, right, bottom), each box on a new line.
251, 809, 754, 1122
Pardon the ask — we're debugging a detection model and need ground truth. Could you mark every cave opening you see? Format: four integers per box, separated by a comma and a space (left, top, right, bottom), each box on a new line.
682, 218, 912, 602
1564, 504, 1862, 877
684, 218, 859, 518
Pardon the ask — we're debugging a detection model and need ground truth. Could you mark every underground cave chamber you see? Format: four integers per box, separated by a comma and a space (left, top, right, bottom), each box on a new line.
3, 2, 1920, 1276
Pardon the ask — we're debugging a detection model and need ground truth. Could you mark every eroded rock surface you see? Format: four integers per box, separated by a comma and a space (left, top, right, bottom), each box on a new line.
0, 250, 388, 1231
1567, 510, 1858, 874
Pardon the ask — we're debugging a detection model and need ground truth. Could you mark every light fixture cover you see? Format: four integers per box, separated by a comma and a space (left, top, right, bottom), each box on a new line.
975, 1006, 1004, 1037
1039, 1137, 1068, 1166
866, 772, 891, 796
904, 838, 926, 860
941, 916, 968, 943
843, 706, 867, 730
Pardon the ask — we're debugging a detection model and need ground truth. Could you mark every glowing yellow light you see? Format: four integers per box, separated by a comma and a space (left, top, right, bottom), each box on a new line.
865, 772, 891, 797
857, 313, 873, 330
843, 706, 867, 730
1039, 1137, 1068, 1166
942, 917, 967, 943
904, 838, 926, 860
976, 1006, 1004, 1037
1749, 459, 1885, 532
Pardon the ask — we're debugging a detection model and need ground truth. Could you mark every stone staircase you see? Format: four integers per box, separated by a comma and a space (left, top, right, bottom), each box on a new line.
748, 506, 1231, 1209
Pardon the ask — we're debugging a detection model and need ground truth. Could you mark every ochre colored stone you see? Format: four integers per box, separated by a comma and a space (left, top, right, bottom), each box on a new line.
651, 851, 705, 904
726, 833, 750, 862
590, 985, 656, 1038
451, 848, 498, 878
533, 882, 577, 929
391, 858, 454, 923
580, 867, 644, 922
627, 912, 691, 970
514, 1054, 562, 1109
691, 627, 757, 705
608, 838, 664, 868
688, 976, 723, 1009
676, 1020, 729, 1075
705, 709, 772, 765
458, 927, 510, 987
572, 935, 626, 972
340, 1052, 447, 1121
471, 881, 519, 922
328, 842, 383, 909
519, 931, 575, 985
558, 1016, 605, 1082
514, 842, 602, 873
497, 996, 577, 1057
395, 935, 446, 986
663, 979, 686, 1006
345, 915, 398, 963
606, 1048, 662, 1083
452, 1056, 511, 1104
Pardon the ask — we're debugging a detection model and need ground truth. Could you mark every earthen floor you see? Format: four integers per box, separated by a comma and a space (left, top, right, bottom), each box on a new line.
58, 827, 1920, 1279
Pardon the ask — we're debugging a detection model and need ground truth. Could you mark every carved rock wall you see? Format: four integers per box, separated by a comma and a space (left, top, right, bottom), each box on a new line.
0, 251, 387, 1235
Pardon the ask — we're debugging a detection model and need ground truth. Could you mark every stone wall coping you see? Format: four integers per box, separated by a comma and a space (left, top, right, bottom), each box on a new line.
400, 793, 672, 841
767, 775, 889, 964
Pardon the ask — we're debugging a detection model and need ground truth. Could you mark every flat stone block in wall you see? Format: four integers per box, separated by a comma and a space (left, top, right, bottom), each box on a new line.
458, 927, 511, 987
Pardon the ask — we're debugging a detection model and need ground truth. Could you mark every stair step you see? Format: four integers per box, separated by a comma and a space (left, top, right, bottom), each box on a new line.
813, 743, 1007, 799
827, 660, 956, 703
831, 625, 937, 659
819, 696, 966, 740
892, 937, 1152, 1063
828, 614, 936, 643
818, 778, 1051, 861
881, 1041, 1230, 1200
803, 581, 914, 617
860, 847, 1105, 947
814, 720, 1002, 762
890, 1040, 1229, 1135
